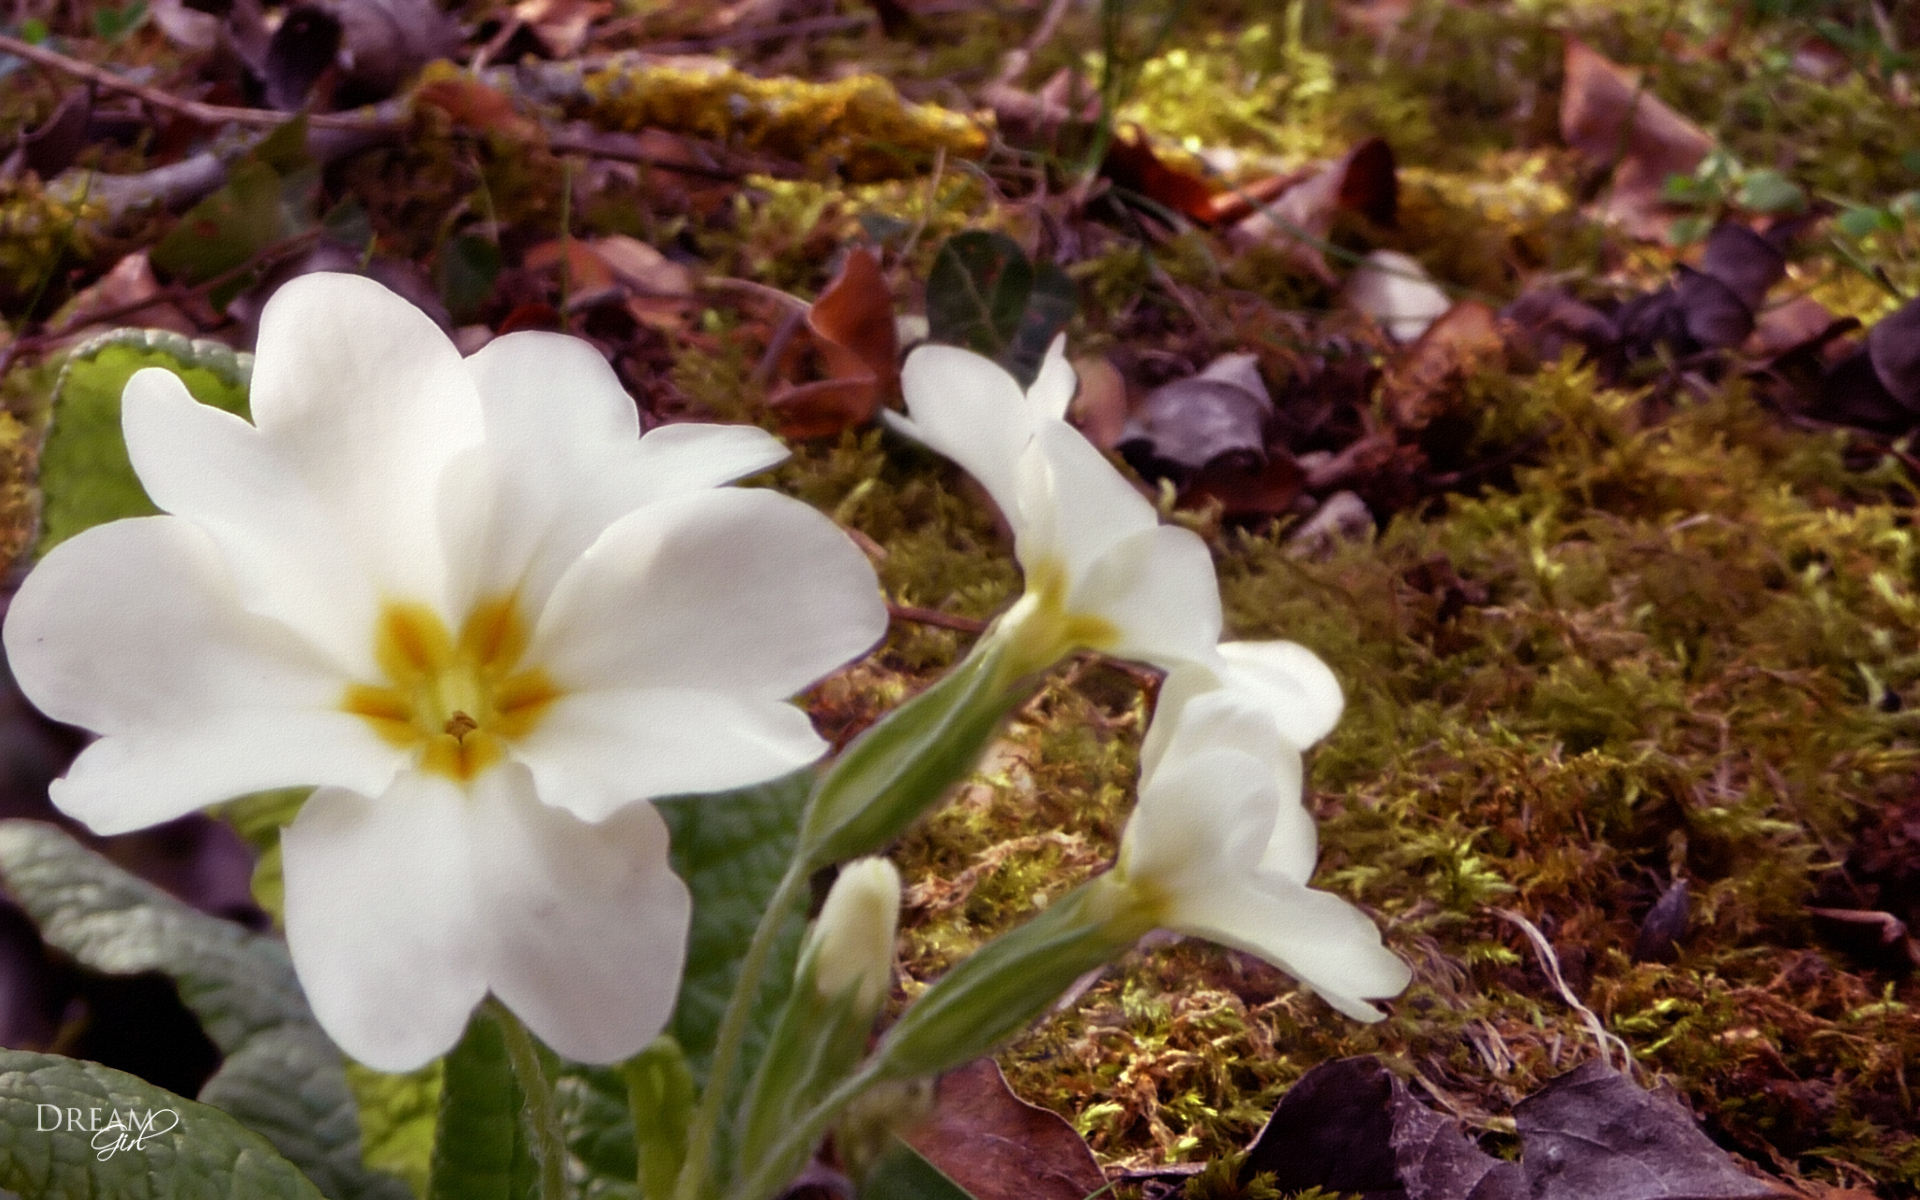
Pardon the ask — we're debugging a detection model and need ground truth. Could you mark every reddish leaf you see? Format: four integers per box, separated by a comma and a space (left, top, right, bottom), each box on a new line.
769, 247, 899, 439
902, 1059, 1108, 1200
416, 77, 545, 142
1228, 139, 1397, 283
1102, 127, 1218, 224
1382, 299, 1503, 431
1560, 37, 1712, 239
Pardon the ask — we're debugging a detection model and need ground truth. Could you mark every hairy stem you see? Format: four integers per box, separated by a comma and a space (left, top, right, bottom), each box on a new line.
672, 856, 811, 1200
490, 1000, 569, 1200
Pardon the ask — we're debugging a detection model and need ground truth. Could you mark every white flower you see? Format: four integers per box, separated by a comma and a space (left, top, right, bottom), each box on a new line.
889, 341, 1345, 749
3, 274, 888, 1070
1113, 688, 1410, 1020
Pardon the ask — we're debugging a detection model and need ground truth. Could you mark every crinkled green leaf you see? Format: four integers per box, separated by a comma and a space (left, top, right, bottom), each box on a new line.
348, 1061, 441, 1200
0, 1048, 327, 1200
34, 328, 251, 556
429, 1009, 537, 1200
0, 820, 411, 1200
656, 770, 813, 1089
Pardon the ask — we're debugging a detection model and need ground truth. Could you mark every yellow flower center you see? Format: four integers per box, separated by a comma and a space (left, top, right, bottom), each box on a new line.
342, 596, 562, 781
996, 559, 1121, 680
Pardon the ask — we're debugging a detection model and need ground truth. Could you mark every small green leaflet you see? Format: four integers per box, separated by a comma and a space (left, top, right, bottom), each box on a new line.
925, 231, 1077, 388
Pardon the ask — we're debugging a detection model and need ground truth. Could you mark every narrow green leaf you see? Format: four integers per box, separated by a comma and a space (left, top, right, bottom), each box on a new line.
34, 329, 251, 556
0, 1049, 328, 1200
619, 1038, 695, 1200
858, 1139, 978, 1200
656, 771, 814, 1088
0, 819, 411, 1200
926, 231, 1033, 364
429, 1009, 538, 1200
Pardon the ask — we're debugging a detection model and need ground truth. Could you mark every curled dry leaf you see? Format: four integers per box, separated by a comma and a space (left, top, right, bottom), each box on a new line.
265, 6, 344, 111
512, 0, 610, 58
415, 76, 546, 142
769, 246, 900, 439
901, 1059, 1108, 1200
1068, 353, 1129, 451
1228, 138, 1398, 283
1381, 299, 1503, 431
1102, 126, 1219, 224
1238, 1056, 1788, 1200
1560, 37, 1713, 240
1118, 352, 1273, 481
1632, 877, 1691, 964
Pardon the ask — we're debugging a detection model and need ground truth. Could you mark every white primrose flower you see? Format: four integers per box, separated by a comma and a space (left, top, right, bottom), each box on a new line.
3, 274, 889, 1071
888, 341, 1345, 745
1113, 688, 1410, 1020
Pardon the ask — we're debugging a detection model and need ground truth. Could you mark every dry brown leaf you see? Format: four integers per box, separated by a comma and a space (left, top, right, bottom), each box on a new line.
415, 76, 544, 142
1228, 138, 1397, 283
55, 253, 199, 339
1382, 299, 1503, 430
511, 0, 608, 58
768, 247, 899, 439
1559, 37, 1713, 240
1068, 353, 1129, 450
1748, 296, 1842, 359
903, 1059, 1109, 1200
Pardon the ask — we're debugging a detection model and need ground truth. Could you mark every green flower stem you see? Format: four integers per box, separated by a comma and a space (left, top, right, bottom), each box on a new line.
729, 1060, 886, 1200
672, 855, 811, 1200
489, 999, 569, 1200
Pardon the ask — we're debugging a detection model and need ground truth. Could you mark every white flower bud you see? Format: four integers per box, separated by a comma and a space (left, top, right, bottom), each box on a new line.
809, 857, 901, 1016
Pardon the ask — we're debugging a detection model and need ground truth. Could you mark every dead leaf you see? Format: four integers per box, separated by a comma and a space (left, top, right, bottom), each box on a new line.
1866, 293, 1920, 405
1102, 126, 1218, 224
1390, 1087, 1522, 1200
1242, 1056, 1405, 1197
769, 247, 899, 439
902, 1059, 1109, 1200
1068, 353, 1129, 450
1228, 138, 1397, 283
313, 0, 459, 106
524, 239, 618, 295
1515, 1061, 1785, 1200
21, 89, 91, 180
53, 252, 198, 338
1748, 296, 1842, 359
1632, 877, 1691, 963
264, 6, 343, 111
1698, 223, 1785, 313
1501, 288, 1619, 366
415, 77, 545, 142
1118, 352, 1273, 483
149, 0, 221, 50
1560, 37, 1713, 239
512, 0, 609, 58
1381, 299, 1503, 430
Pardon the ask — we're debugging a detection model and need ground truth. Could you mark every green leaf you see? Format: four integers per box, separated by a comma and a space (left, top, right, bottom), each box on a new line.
0, 820, 412, 1200
926, 231, 1034, 366
214, 788, 310, 927
656, 771, 814, 1088
857, 1139, 978, 1200
150, 117, 318, 303
34, 329, 251, 556
349, 1061, 442, 1200
429, 1009, 538, 1200
0, 1048, 328, 1199
1836, 205, 1900, 240
1008, 260, 1077, 386
1734, 169, 1807, 214
436, 235, 503, 324
618, 1039, 695, 1200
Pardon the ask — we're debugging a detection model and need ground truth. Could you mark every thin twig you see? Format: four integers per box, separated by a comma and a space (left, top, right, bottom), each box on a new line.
631, 12, 871, 54
0, 33, 397, 131
888, 602, 987, 633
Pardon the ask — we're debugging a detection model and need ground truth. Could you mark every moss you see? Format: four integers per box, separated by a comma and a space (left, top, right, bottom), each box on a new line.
0, 178, 101, 303
580, 64, 989, 182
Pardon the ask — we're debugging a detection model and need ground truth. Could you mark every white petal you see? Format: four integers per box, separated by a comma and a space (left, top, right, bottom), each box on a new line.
122, 371, 380, 672
1026, 334, 1076, 421
1123, 747, 1277, 892
467, 331, 640, 448
1014, 422, 1159, 578
5, 517, 340, 729
1218, 640, 1345, 749
52, 714, 402, 835
1069, 525, 1221, 665
895, 345, 1038, 520
514, 689, 826, 821
468, 766, 689, 1063
532, 488, 885, 698
283, 777, 487, 1070
1166, 879, 1411, 1021
628, 422, 791, 498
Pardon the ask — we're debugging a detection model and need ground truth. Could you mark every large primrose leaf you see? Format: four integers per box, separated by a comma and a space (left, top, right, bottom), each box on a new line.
428, 1009, 537, 1200
656, 769, 814, 1089
34, 328, 251, 556
0, 820, 411, 1200
0, 1048, 327, 1200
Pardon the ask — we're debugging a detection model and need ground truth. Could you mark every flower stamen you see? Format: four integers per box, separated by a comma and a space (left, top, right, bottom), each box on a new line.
344, 598, 562, 781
